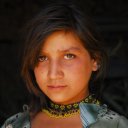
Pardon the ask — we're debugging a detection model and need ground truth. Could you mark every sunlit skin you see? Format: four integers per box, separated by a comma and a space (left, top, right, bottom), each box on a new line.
34, 31, 98, 105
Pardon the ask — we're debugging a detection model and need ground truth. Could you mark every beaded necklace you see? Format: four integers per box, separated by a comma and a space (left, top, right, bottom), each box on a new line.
42, 95, 100, 118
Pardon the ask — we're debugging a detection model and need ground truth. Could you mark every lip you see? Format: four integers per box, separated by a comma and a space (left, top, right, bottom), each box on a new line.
47, 85, 67, 90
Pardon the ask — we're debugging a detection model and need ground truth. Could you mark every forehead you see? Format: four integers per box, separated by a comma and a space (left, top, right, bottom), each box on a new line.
40, 31, 86, 53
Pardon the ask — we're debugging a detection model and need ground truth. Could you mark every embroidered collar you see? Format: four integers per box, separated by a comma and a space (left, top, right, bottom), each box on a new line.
42, 95, 100, 118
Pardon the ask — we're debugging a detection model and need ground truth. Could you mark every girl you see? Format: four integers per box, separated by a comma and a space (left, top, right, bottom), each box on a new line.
2, 2, 128, 128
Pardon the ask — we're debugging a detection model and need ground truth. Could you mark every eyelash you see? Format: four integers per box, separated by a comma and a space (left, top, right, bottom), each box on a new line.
38, 53, 76, 62
38, 55, 48, 62
64, 53, 76, 60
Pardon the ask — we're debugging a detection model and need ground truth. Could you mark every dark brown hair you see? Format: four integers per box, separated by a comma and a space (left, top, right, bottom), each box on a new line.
21, 2, 107, 114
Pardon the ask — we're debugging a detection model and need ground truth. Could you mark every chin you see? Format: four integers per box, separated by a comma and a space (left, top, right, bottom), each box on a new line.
48, 96, 70, 105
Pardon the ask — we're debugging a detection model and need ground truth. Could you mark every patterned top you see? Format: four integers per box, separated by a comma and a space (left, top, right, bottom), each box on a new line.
1, 103, 128, 128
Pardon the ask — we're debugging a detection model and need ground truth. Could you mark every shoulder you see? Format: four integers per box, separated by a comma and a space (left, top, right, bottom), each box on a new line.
79, 103, 128, 128
95, 106, 128, 128
1, 106, 30, 128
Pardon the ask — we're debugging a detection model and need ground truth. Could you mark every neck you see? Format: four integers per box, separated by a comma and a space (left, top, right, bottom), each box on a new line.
42, 94, 99, 118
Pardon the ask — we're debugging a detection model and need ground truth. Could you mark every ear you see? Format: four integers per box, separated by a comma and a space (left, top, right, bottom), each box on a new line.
92, 59, 99, 71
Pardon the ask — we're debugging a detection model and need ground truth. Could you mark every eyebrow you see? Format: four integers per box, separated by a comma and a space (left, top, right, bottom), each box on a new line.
58, 47, 82, 53
40, 47, 82, 54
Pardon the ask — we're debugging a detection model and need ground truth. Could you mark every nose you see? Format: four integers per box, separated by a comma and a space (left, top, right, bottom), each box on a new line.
47, 60, 64, 80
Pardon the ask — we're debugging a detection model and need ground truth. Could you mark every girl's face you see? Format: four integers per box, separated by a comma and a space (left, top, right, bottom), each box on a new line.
34, 31, 98, 105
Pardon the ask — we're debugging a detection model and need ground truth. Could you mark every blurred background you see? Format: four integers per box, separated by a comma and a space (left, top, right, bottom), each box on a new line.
0, 0, 128, 125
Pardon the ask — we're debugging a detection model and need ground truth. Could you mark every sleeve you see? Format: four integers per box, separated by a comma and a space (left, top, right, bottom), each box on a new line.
117, 116, 128, 128
1, 113, 23, 128
89, 115, 128, 128
0, 112, 30, 128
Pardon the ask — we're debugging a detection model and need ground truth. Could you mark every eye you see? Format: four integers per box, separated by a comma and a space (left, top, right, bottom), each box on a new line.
38, 55, 48, 62
64, 53, 76, 60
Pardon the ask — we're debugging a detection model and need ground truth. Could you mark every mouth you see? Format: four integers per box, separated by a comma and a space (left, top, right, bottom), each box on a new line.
47, 85, 67, 90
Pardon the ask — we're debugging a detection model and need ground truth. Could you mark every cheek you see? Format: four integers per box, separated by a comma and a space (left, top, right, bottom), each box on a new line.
34, 66, 46, 84
34, 63, 48, 75
66, 59, 92, 74
65, 59, 93, 82
34, 67, 48, 93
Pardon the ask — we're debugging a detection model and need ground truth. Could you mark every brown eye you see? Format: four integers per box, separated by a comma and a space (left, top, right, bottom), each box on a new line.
64, 54, 76, 60
38, 55, 48, 62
